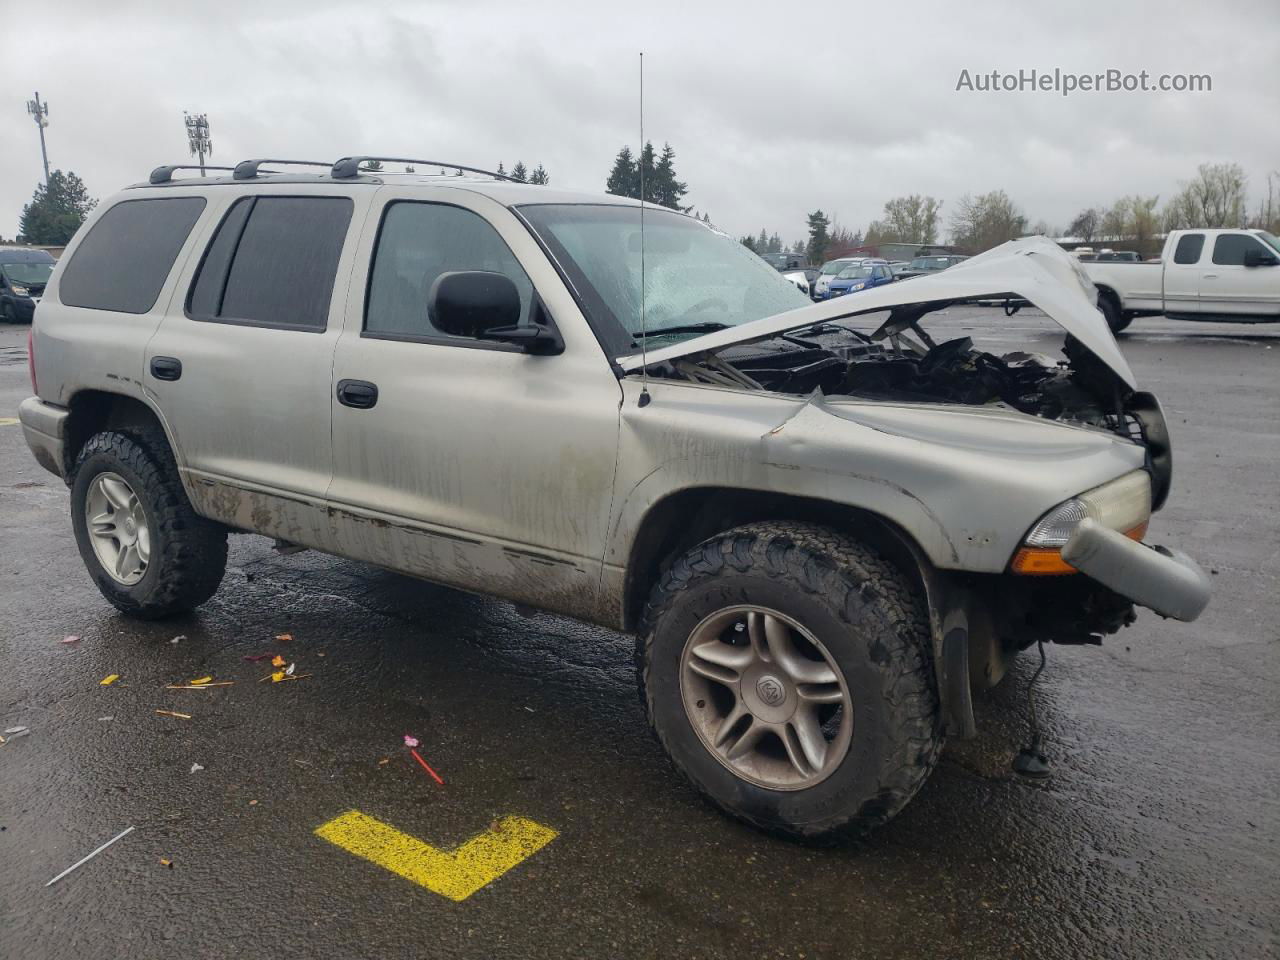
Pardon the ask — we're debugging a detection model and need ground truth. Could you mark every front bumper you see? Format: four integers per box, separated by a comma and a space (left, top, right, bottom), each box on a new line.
4, 297, 37, 322
18, 395, 69, 479
1061, 518, 1210, 622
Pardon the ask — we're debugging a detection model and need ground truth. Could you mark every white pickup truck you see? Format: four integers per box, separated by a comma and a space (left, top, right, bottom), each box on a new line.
1084, 228, 1280, 332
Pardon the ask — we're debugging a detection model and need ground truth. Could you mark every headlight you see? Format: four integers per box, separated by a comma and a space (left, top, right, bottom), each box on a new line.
11, 285, 30, 296
1012, 471, 1151, 575
852, 283, 865, 290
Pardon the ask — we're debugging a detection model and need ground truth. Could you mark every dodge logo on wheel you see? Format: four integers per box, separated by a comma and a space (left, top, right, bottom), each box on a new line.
755, 675, 785, 706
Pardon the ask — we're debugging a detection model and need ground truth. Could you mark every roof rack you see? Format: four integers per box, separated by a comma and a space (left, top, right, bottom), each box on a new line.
149, 165, 237, 184
330, 156, 519, 182
233, 159, 331, 180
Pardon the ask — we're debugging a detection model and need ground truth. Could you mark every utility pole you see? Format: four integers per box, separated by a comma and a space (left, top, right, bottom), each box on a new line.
184, 112, 212, 176
26, 92, 50, 186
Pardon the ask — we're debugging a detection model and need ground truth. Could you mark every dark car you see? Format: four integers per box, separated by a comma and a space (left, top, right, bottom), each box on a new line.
894, 254, 968, 281
0, 248, 57, 323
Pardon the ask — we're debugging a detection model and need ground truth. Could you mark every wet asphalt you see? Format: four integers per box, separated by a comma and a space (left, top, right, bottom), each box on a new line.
0, 309, 1276, 960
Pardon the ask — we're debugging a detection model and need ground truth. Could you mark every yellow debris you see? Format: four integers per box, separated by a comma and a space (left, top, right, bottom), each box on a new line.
100, 674, 119, 686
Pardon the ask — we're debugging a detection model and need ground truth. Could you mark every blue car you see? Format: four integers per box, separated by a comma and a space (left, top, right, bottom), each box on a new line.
827, 260, 895, 297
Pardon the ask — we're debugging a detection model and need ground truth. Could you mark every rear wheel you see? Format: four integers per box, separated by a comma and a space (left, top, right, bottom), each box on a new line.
1098, 293, 1132, 333
639, 522, 942, 840
70, 429, 227, 619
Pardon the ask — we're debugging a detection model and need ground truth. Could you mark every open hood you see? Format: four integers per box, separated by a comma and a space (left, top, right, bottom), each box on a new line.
617, 236, 1136, 390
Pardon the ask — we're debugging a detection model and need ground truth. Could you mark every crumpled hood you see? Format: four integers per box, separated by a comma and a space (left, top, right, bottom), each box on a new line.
618, 236, 1136, 390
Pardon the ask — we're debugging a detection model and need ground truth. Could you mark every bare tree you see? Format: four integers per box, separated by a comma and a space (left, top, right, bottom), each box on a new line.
949, 190, 1027, 253
1067, 207, 1102, 242
1163, 162, 1248, 229
865, 195, 942, 244
1250, 171, 1280, 233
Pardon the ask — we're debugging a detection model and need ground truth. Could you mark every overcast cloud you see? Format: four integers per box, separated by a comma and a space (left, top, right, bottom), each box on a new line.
2, 0, 1277, 245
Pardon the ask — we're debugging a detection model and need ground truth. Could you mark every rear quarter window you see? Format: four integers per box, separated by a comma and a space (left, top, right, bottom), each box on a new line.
58, 197, 206, 313
1172, 234, 1205, 265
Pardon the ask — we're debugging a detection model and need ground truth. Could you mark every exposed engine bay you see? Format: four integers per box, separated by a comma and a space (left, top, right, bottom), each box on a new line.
659, 307, 1173, 507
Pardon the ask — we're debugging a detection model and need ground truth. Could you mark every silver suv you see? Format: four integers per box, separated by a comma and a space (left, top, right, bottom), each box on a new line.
19, 156, 1209, 839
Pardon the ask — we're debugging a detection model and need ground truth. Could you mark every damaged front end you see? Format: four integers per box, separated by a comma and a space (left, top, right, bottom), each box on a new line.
616, 238, 1207, 730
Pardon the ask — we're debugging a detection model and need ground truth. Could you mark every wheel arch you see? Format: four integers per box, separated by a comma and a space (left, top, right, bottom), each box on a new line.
63, 390, 179, 477
621, 486, 935, 634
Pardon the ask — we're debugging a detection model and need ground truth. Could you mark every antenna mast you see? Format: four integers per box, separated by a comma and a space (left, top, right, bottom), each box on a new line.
638, 51, 651, 408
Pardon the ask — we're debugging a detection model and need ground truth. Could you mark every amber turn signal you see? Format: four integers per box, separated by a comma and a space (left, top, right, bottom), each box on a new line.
1011, 523, 1147, 576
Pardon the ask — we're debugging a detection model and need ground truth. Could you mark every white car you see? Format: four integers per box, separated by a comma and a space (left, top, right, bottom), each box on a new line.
1084, 228, 1280, 332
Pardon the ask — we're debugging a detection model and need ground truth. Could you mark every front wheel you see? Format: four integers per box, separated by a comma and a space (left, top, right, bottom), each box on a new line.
70, 429, 227, 619
639, 522, 942, 840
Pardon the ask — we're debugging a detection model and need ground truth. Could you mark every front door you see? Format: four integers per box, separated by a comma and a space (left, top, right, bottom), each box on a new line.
1200, 232, 1280, 316
326, 189, 623, 624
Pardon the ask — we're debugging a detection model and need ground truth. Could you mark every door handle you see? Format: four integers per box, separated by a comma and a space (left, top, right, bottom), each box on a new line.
336, 379, 379, 409
150, 356, 182, 381
1203, 274, 1218, 279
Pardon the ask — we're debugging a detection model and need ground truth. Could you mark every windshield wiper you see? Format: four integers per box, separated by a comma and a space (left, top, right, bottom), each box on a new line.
630, 321, 729, 338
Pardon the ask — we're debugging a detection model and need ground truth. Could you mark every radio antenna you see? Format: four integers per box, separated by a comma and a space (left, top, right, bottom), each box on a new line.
637, 51, 651, 408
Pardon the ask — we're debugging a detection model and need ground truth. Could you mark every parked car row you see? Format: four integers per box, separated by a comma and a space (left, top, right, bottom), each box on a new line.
0, 247, 57, 323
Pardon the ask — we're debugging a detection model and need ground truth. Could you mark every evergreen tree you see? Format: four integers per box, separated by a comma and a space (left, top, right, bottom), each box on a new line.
18, 171, 97, 245
653, 143, 687, 210
805, 210, 831, 265
360, 159, 384, 172
497, 162, 506, 176
606, 147, 636, 197
740, 235, 758, 252
757, 229, 769, 251
511, 161, 528, 182
529, 164, 550, 185
768, 232, 783, 253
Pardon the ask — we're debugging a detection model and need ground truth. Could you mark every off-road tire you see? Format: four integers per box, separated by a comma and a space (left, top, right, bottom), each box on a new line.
70, 428, 227, 619
639, 522, 941, 840
1098, 293, 1132, 334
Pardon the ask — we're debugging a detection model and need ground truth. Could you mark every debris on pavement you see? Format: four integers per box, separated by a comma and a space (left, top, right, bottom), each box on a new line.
165, 681, 234, 690
189, 676, 213, 686
97, 716, 113, 722
284, 662, 296, 676
60, 635, 80, 644
242, 652, 275, 663
378, 758, 390, 766
275, 633, 293, 643
409, 748, 445, 786
170, 635, 186, 645
403, 734, 419, 747
4, 726, 29, 735
99, 674, 119, 686
271, 655, 286, 667
44, 825, 136, 887
190, 763, 204, 774
155, 710, 191, 720
159, 858, 173, 868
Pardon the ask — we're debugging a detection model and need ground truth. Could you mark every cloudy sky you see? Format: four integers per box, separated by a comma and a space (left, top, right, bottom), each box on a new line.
2, 0, 1277, 245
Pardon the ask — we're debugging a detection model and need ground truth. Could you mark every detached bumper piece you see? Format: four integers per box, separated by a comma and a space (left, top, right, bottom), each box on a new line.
1062, 518, 1210, 622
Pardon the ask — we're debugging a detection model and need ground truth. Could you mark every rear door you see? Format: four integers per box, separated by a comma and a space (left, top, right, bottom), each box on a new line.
1162, 232, 1204, 313
1199, 232, 1280, 317
145, 187, 370, 548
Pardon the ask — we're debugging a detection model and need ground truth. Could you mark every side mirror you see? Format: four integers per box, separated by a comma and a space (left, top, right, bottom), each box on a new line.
1243, 249, 1279, 267
427, 270, 562, 355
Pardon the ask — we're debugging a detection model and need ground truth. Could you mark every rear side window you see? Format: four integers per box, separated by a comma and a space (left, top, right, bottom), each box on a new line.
188, 196, 353, 329
1211, 233, 1265, 266
59, 197, 206, 313
1172, 233, 1204, 265
365, 202, 533, 340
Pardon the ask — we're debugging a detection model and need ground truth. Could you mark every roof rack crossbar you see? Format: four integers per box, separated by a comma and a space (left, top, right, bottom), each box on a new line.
330, 156, 520, 182
150, 165, 237, 185
233, 159, 332, 180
